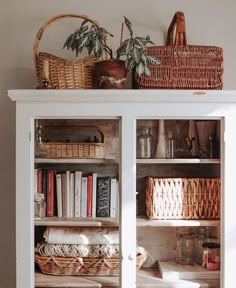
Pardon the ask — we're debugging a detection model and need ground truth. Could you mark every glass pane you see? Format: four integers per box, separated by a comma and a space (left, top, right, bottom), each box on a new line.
136, 118, 221, 288
34, 118, 120, 288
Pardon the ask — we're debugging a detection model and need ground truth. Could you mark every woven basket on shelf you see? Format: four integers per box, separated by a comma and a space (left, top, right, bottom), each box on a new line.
35, 250, 147, 276
34, 14, 102, 89
146, 177, 220, 220
41, 126, 105, 159
136, 11, 223, 90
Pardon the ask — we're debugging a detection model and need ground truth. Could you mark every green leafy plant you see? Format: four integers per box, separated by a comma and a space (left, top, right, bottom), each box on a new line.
63, 16, 160, 76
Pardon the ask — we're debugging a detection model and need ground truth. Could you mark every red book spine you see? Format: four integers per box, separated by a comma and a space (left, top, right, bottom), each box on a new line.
37, 169, 42, 194
46, 170, 55, 217
87, 175, 93, 217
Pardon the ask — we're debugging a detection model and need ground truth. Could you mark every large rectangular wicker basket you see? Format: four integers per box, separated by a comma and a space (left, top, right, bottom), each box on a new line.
135, 11, 223, 90
35, 251, 147, 276
145, 177, 220, 220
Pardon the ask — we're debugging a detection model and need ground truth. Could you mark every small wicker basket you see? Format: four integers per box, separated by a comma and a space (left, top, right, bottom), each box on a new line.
35, 250, 147, 276
146, 177, 220, 220
34, 14, 102, 89
41, 126, 105, 159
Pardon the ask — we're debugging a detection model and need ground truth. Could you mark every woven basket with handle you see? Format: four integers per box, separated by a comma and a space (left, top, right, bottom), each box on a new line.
136, 11, 223, 90
34, 14, 101, 89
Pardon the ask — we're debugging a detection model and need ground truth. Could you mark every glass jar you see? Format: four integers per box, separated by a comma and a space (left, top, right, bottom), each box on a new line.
175, 229, 195, 265
195, 228, 206, 265
195, 227, 218, 265
202, 242, 220, 270
137, 128, 153, 158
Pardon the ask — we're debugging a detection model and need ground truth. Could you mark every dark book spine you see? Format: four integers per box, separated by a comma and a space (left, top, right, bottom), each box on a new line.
46, 170, 55, 217
96, 176, 111, 217
37, 169, 42, 194
42, 169, 47, 201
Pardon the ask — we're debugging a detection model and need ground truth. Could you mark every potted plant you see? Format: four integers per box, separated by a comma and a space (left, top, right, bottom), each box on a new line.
63, 16, 160, 88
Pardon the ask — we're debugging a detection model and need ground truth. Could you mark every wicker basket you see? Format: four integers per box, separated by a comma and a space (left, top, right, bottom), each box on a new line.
35, 250, 147, 276
136, 11, 223, 90
34, 14, 101, 89
41, 126, 105, 159
146, 177, 220, 220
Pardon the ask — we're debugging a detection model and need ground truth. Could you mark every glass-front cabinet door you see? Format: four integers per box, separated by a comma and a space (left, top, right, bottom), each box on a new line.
8, 89, 236, 288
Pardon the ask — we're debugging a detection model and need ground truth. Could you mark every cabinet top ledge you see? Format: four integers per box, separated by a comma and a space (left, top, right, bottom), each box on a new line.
7, 89, 236, 103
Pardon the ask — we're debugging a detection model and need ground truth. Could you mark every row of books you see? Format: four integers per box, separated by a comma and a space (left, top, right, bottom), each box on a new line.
34, 169, 119, 218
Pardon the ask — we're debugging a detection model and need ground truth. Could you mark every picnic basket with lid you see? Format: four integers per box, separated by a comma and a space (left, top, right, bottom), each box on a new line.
34, 14, 102, 89
135, 11, 223, 90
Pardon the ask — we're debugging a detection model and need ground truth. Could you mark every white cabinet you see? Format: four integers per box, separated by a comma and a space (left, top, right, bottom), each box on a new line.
8, 89, 236, 288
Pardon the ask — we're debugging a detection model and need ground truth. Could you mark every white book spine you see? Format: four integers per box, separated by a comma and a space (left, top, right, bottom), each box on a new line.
61, 173, 67, 217
92, 173, 97, 217
110, 178, 117, 218
70, 172, 75, 217
66, 171, 70, 218
81, 176, 88, 217
116, 180, 119, 218
56, 174, 62, 218
74, 171, 82, 217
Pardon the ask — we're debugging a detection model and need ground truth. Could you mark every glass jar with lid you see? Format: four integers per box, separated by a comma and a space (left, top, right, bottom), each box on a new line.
202, 242, 220, 270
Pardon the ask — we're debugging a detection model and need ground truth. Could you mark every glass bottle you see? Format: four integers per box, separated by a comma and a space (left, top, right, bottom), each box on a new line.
137, 128, 153, 159
166, 130, 175, 158
35, 121, 48, 158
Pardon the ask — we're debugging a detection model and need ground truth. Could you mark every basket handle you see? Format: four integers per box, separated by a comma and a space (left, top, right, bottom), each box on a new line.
166, 11, 187, 46
33, 13, 102, 69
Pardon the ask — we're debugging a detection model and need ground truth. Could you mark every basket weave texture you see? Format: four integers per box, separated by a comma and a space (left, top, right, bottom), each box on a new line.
42, 126, 105, 159
34, 14, 101, 89
44, 142, 105, 159
136, 11, 223, 90
35, 250, 147, 276
146, 177, 220, 220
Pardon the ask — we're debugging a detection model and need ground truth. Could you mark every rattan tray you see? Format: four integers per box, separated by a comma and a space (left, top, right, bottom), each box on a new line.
40, 126, 105, 159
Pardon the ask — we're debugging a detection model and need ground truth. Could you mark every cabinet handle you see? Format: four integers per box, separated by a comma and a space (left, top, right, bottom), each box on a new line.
128, 254, 134, 261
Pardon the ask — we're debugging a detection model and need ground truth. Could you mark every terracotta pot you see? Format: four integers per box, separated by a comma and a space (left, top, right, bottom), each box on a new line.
93, 59, 127, 89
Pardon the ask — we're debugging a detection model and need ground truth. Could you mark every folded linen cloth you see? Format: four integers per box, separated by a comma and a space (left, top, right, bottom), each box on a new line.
36, 243, 120, 258
43, 227, 119, 245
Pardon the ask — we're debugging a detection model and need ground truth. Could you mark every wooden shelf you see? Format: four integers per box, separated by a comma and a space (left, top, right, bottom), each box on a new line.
136, 217, 220, 227
35, 217, 119, 227
136, 158, 220, 164
158, 261, 220, 280
35, 268, 219, 287
35, 216, 220, 227
35, 158, 119, 164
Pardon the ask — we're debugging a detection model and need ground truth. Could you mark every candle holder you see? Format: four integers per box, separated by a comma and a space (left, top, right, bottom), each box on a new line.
185, 136, 194, 158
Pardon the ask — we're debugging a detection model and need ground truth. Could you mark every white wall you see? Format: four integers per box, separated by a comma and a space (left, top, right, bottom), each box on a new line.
1, 0, 236, 287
